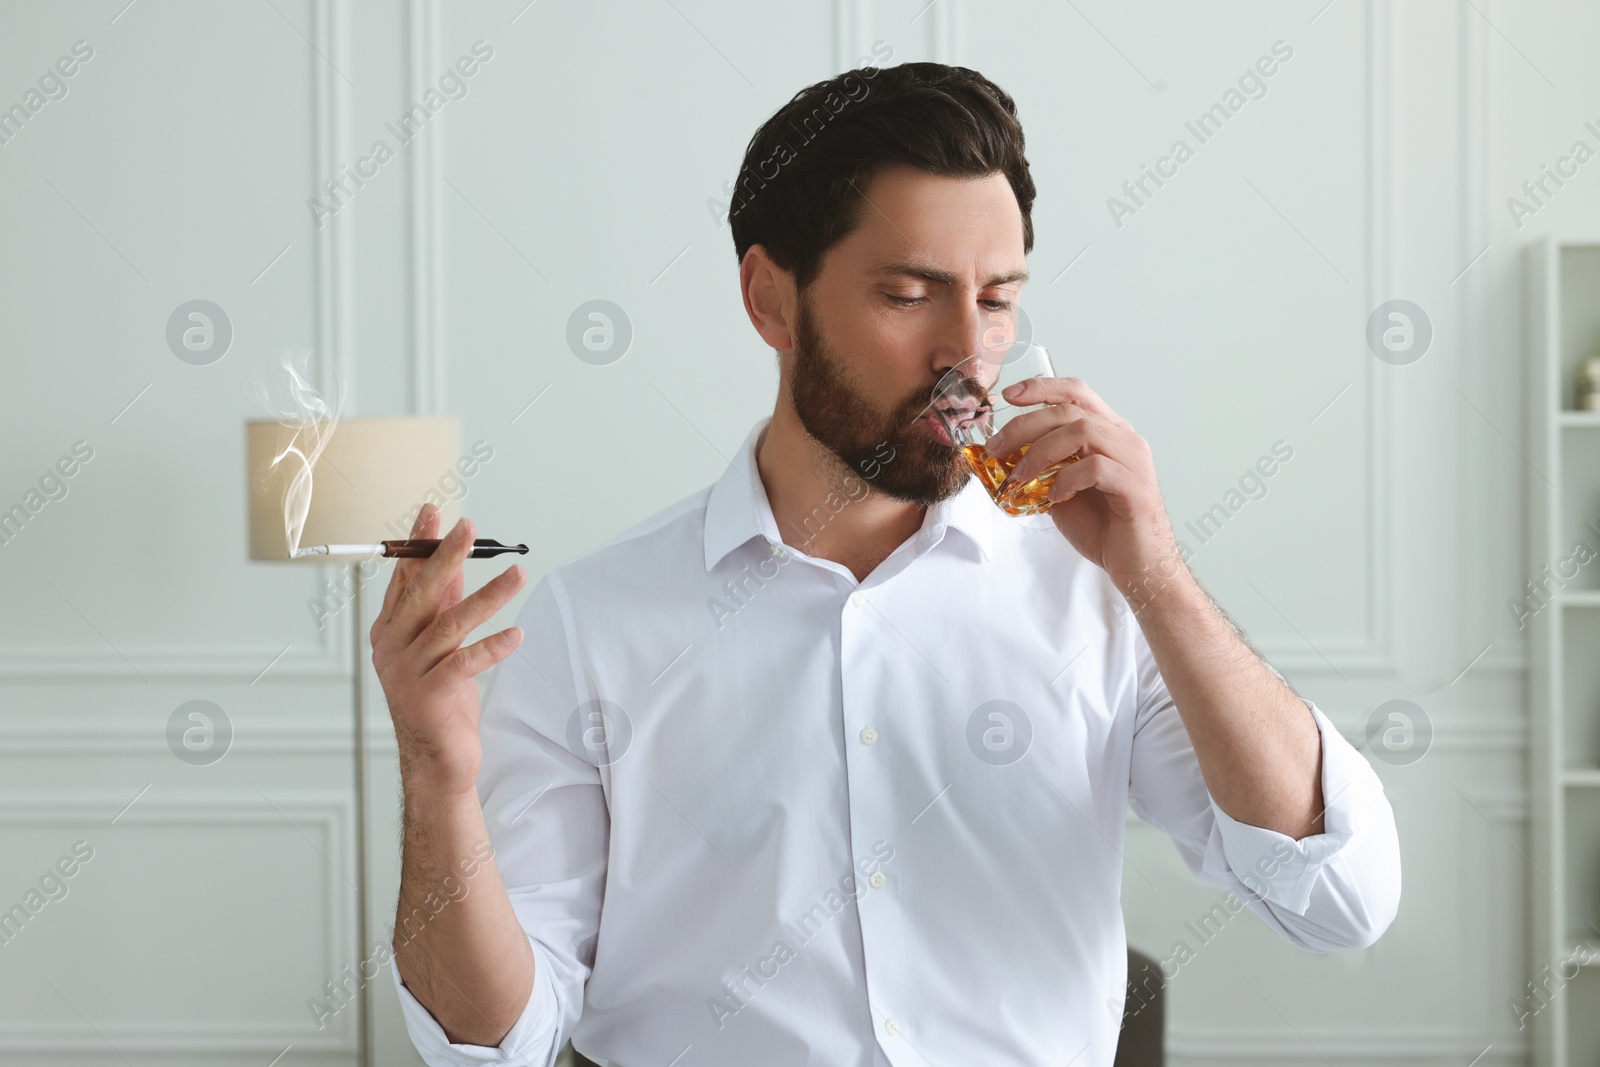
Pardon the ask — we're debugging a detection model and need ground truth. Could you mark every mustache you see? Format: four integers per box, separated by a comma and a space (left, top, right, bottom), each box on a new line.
907, 371, 987, 427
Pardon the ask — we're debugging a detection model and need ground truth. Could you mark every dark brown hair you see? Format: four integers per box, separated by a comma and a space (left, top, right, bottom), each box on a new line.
729, 61, 1036, 291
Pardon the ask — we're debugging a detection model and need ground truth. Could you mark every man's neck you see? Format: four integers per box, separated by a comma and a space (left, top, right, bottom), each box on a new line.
755, 405, 926, 583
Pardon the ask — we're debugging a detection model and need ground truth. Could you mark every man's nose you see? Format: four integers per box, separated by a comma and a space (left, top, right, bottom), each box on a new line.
930, 299, 1001, 381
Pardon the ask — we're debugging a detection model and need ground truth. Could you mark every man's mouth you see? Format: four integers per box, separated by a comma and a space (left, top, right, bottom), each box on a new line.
917, 392, 988, 447
918, 413, 956, 448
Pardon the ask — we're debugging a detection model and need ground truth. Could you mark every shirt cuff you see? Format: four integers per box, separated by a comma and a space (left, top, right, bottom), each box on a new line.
1200, 700, 1362, 916
389, 934, 559, 1066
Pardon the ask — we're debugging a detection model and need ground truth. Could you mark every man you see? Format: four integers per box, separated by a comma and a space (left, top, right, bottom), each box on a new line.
372, 62, 1400, 1067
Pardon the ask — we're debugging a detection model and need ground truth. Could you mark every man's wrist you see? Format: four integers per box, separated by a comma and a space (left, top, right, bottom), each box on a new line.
402, 770, 483, 822
397, 744, 480, 804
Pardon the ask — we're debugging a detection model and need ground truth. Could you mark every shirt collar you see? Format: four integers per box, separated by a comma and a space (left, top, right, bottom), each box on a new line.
703, 415, 998, 571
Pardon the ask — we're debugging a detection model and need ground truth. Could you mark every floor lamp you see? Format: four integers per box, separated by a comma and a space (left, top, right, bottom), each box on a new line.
247, 415, 461, 1067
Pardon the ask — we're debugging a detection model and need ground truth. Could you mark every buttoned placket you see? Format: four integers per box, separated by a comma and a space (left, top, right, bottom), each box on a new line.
834, 535, 942, 1063
760, 512, 950, 1062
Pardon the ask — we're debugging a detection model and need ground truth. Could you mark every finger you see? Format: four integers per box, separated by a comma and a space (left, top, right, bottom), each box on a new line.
372, 504, 441, 662
1002, 376, 1130, 429
434, 625, 525, 683
985, 403, 1079, 459
436, 546, 467, 619
411, 564, 527, 674
1046, 452, 1146, 513
1004, 412, 1145, 489
378, 502, 440, 629
1015, 421, 1158, 497
398, 515, 474, 635
390, 516, 477, 647
396, 502, 442, 588
1006, 419, 1109, 486
374, 562, 403, 640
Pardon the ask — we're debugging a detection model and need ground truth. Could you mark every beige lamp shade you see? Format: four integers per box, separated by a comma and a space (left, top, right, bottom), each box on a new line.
246, 416, 462, 561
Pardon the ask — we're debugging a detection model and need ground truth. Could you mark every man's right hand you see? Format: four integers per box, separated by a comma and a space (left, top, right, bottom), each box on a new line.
370, 502, 527, 799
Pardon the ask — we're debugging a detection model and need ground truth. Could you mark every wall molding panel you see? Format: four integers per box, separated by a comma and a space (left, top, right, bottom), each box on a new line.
0, 794, 356, 1055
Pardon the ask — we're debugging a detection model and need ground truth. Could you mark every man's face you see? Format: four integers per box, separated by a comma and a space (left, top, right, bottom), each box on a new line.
786, 164, 1028, 506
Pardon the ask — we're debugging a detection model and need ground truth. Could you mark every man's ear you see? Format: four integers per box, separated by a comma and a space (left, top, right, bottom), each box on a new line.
741, 245, 797, 352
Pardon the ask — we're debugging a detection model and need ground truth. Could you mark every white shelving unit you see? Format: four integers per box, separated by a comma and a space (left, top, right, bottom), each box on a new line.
1527, 237, 1600, 1066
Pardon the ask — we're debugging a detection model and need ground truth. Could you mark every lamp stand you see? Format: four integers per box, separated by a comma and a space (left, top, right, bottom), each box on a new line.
353, 562, 374, 1067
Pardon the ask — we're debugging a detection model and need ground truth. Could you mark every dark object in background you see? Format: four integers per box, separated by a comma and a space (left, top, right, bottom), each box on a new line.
564, 947, 1166, 1066
1115, 947, 1166, 1067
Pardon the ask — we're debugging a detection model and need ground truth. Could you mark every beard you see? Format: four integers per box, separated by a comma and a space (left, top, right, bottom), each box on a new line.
788, 290, 971, 506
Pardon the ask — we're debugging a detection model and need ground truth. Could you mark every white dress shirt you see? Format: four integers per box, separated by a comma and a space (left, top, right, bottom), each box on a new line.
392, 415, 1401, 1067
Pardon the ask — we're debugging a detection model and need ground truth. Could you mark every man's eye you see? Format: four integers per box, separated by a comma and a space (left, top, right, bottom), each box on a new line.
983, 300, 1014, 311
886, 294, 925, 306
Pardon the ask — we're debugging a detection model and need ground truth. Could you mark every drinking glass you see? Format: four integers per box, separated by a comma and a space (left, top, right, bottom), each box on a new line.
927, 340, 1080, 516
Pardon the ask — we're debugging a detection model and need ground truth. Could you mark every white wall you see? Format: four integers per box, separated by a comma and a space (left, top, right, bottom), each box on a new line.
1, 0, 1595, 1064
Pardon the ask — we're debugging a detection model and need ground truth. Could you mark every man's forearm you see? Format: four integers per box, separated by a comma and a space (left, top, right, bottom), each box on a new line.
393, 786, 535, 1047
1120, 558, 1325, 840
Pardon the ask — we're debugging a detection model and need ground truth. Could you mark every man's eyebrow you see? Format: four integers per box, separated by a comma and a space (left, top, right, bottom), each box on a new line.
867, 260, 1030, 287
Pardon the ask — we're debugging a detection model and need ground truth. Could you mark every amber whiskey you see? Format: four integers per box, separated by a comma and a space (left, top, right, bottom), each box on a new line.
961, 442, 1081, 516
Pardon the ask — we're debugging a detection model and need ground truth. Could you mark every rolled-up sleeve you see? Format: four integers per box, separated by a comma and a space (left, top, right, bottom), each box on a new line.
391, 570, 610, 1066
391, 934, 560, 1064
1126, 632, 1401, 952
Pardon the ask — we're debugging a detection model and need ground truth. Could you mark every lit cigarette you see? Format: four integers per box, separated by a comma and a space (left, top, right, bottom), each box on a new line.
290, 538, 529, 560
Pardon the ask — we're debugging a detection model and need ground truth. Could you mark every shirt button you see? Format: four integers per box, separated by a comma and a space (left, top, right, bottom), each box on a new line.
883, 1017, 899, 1036
859, 727, 877, 745
771, 543, 787, 559
869, 871, 886, 889
850, 592, 866, 608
